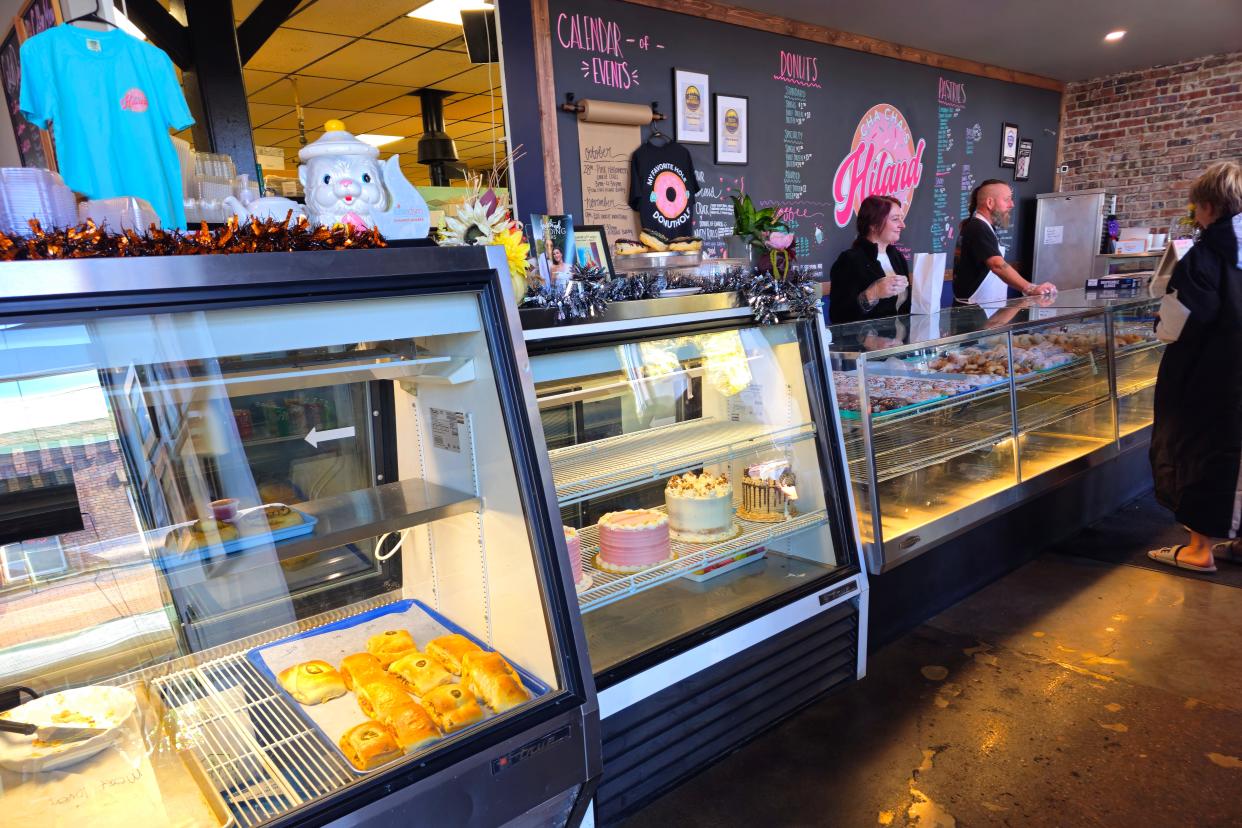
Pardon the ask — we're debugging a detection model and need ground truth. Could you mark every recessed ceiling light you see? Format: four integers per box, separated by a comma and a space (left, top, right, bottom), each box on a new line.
1104, 30, 1126, 42
407, 0, 494, 26
357, 134, 403, 148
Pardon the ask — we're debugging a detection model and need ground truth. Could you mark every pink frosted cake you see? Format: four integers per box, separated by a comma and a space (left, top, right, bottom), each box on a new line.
595, 509, 673, 573
563, 526, 591, 591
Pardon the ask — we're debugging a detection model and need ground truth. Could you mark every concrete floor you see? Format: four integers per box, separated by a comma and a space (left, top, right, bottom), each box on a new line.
625, 541, 1242, 826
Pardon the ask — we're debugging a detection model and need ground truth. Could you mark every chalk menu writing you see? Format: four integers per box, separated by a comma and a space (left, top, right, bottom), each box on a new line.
695, 170, 745, 257
557, 13, 663, 89
931, 76, 966, 255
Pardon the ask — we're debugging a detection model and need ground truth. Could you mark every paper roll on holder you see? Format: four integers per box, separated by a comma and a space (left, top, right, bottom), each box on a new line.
561, 92, 666, 121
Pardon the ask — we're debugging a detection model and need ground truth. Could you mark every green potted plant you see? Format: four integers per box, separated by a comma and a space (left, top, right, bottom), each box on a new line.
726, 193, 789, 261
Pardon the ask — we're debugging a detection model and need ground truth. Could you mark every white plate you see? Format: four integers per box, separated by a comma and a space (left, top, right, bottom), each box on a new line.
661, 287, 703, 297
0, 686, 136, 773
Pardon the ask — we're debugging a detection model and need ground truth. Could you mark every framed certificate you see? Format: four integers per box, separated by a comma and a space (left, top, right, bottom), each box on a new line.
673, 68, 710, 144
714, 94, 748, 166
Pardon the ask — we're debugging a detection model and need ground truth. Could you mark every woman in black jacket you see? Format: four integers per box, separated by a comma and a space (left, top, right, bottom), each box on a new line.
828, 195, 912, 325
1147, 161, 1242, 573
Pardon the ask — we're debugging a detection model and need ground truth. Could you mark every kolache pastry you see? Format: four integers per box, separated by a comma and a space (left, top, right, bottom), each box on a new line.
739, 460, 799, 522
278, 660, 347, 705
340, 652, 387, 691
388, 651, 454, 696
354, 677, 410, 722
420, 683, 485, 733
387, 701, 441, 753
339, 720, 402, 770
595, 509, 672, 573
240, 502, 303, 532
366, 630, 417, 667
462, 651, 529, 713
665, 472, 737, 543
425, 634, 483, 676
169, 518, 239, 553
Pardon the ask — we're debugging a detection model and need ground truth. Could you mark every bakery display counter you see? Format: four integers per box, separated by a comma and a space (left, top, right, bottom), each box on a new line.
524, 305, 866, 825
829, 289, 1163, 571
0, 249, 598, 828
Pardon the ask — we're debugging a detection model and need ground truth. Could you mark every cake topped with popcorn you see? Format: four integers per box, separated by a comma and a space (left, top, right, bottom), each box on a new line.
665, 472, 738, 543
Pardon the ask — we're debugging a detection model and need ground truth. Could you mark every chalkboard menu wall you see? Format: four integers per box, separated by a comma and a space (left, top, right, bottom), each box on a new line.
548, 0, 1061, 279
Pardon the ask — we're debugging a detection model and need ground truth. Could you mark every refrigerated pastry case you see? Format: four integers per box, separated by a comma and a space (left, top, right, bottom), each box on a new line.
523, 303, 866, 825
828, 289, 1164, 573
0, 247, 599, 827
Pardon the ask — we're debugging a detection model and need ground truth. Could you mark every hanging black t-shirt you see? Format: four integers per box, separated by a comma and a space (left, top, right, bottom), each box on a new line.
952, 216, 1004, 301
628, 139, 700, 240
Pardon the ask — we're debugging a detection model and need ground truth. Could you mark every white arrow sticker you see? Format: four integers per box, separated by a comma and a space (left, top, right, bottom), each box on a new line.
305, 425, 356, 447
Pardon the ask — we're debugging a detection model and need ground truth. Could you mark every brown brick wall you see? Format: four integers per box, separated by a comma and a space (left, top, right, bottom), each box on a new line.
1059, 50, 1242, 230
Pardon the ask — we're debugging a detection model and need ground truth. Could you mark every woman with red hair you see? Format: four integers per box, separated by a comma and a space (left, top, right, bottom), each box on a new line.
828, 195, 911, 324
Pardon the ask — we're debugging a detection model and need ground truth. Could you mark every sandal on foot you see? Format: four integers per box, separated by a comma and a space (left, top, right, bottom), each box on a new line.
1147, 545, 1217, 573
1211, 540, 1242, 563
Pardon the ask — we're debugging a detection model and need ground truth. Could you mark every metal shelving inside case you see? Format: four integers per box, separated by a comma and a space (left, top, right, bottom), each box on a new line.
550, 417, 816, 506
575, 506, 830, 612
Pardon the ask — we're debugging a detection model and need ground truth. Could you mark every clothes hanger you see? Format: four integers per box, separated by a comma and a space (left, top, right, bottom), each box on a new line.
646, 102, 670, 145
66, 0, 118, 29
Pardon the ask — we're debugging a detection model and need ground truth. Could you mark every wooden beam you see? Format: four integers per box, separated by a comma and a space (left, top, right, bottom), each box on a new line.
124, 0, 191, 69
530, 0, 563, 212
620, 0, 1065, 92
237, 0, 303, 64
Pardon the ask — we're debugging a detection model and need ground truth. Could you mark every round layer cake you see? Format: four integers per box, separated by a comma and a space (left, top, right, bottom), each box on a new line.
595, 509, 672, 573
665, 472, 738, 542
738, 461, 798, 522
563, 525, 591, 591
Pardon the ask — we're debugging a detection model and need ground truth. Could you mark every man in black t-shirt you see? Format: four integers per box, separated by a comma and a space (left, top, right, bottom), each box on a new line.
953, 179, 1056, 304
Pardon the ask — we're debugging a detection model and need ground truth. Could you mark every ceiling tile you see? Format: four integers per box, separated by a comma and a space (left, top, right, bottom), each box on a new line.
246, 29, 352, 73
438, 36, 467, 53
310, 82, 411, 112
262, 106, 340, 130
253, 128, 299, 147
244, 69, 285, 95
235, 0, 314, 23
277, 134, 312, 149
370, 95, 423, 116
439, 65, 501, 95
442, 94, 502, 121
300, 39, 426, 81
368, 49, 472, 87
331, 112, 409, 132
285, 0, 417, 37
249, 74, 352, 106
444, 119, 498, 140
375, 116, 424, 136
369, 17, 463, 49
248, 102, 293, 128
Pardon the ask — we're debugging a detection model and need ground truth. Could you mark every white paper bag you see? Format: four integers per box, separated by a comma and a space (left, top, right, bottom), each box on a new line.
910, 252, 946, 314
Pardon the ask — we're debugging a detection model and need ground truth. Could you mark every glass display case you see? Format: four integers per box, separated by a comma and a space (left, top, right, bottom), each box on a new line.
524, 309, 861, 683
0, 249, 597, 827
829, 289, 1163, 572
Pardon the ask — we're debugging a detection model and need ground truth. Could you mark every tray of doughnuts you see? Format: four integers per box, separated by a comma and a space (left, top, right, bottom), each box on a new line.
245, 600, 550, 773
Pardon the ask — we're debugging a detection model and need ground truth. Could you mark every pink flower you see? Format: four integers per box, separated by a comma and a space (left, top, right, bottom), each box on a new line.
767, 231, 794, 250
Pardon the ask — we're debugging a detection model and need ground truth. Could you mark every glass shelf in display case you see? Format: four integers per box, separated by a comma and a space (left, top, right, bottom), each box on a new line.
0, 249, 596, 828
526, 312, 860, 679
828, 292, 1160, 572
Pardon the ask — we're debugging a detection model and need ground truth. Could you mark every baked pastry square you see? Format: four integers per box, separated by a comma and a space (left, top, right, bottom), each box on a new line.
339, 720, 402, 770
367, 630, 417, 667
388, 701, 441, 753
425, 634, 483, 676
389, 651, 454, 697
419, 684, 485, 733
278, 660, 347, 705
462, 651, 529, 713
340, 653, 386, 691
355, 678, 412, 723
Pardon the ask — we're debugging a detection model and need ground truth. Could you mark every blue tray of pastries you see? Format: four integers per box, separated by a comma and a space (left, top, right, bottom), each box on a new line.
157, 505, 317, 570
246, 600, 551, 774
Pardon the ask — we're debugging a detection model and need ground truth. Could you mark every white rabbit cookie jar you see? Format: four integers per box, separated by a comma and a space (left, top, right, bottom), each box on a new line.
298, 119, 387, 232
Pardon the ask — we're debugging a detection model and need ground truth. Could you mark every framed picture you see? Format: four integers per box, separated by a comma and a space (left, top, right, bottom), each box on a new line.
529, 213, 576, 289
714, 94, 748, 166
999, 122, 1019, 168
17, 0, 61, 40
673, 68, 710, 144
0, 26, 54, 170
1014, 138, 1033, 182
573, 225, 614, 278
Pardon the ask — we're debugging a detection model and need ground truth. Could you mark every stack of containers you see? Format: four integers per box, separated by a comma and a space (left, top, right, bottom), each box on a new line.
0, 167, 78, 235
78, 197, 160, 232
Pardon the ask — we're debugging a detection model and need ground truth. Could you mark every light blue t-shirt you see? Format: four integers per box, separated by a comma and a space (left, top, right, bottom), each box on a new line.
20, 25, 194, 229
